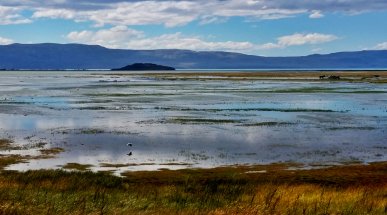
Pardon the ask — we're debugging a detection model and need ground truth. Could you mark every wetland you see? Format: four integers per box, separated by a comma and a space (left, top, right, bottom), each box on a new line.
1, 70, 386, 173
0, 70, 386, 214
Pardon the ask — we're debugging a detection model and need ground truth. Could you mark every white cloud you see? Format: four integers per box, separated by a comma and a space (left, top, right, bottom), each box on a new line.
311, 48, 323, 52
0, 6, 31, 25
0, 36, 13, 45
375, 42, 387, 50
259, 33, 338, 49
278, 33, 337, 46
67, 26, 143, 48
309, 10, 324, 18
32, 9, 77, 20
199, 15, 228, 25
258, 43, 282, 50
66, 26, 255, 52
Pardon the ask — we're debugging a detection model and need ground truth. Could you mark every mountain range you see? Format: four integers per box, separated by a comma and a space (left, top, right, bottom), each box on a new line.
0, 43, 386, 70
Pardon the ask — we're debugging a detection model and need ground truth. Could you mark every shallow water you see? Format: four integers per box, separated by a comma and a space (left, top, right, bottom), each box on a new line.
1, 71, 386, 173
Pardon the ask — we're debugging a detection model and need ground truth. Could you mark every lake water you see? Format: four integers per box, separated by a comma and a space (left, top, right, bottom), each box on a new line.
1, 71, 386, 174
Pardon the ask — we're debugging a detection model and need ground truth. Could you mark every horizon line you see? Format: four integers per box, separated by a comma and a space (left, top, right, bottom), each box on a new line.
1, 42, 385, 58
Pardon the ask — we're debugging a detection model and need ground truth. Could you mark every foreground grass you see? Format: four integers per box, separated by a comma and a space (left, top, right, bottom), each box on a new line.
0, 162, 386, 214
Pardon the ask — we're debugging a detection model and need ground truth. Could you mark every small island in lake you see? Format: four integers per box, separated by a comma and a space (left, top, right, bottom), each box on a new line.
112, 63, 175, 71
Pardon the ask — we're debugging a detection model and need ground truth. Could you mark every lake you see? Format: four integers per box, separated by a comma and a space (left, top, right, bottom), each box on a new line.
1, 71, 386, 174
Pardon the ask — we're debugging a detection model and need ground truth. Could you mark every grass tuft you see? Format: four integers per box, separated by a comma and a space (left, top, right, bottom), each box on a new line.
62, 163, 93, 171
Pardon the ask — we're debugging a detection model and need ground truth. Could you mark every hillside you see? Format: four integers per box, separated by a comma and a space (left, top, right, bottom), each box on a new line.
0, 43, 386, 69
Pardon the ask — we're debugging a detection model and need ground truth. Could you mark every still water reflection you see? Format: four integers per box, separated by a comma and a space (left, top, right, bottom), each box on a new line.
0, 71, 386, 173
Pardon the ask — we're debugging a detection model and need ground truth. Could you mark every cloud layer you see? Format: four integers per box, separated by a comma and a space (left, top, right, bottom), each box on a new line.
1, 0, 387, 26
1, 1, 385, 54
0, 6, 31, 25
67, 27, 337, 52
66, 26, 255, 52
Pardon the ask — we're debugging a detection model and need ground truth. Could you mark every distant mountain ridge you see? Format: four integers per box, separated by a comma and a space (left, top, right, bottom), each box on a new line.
0, 43, 386, 70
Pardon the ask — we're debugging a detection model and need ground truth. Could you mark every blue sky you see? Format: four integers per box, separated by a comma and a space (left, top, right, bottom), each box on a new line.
0, 0, 387, 56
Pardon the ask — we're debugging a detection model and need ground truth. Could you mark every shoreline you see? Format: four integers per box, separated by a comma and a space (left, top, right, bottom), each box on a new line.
1, 69, 387, 72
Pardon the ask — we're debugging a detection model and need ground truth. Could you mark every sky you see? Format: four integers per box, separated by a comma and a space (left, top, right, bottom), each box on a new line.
0, 0, 387, 56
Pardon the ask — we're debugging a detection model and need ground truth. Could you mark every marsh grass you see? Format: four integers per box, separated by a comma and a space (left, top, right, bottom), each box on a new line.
0, 162, 386, 214
79, 128, 105, 134
100, 163, 156, 168
0, 138, 47, 151
0, 139, 13, 150
240, 122, 294, 127
39, 148, 65, 157
39, 147, 65, 155
84, 93, 177, 97
0, 138, 66, 170
168, 118, 242, 124
62, 163, 93, 171
155, 106, 336, 113
0, 155, 28, 170
327, 126, 376, 130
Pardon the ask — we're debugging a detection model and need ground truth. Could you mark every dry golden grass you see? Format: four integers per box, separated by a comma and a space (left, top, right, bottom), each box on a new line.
0, 161, 386, 214
142, 71, 387, 78
1, 138, 386, 214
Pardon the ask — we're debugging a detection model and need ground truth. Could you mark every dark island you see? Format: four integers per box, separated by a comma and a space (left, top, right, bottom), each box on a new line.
112, 63, 175, 71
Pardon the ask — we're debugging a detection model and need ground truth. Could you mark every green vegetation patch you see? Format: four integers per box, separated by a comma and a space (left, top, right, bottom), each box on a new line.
62, 163, 93, 171
167, 117, 243, 124
327, 126, 376, 130
157, 106, 336, 113
0, 139, 47, 151
0, 155, 28, 170
240, 122, 294, 127
0, 146, 65, 170
85, 93, 177, 97
39, 147, 65, 156
100, 163, 156, 168
79, 129, 105, 134
0, 139, 14, 150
